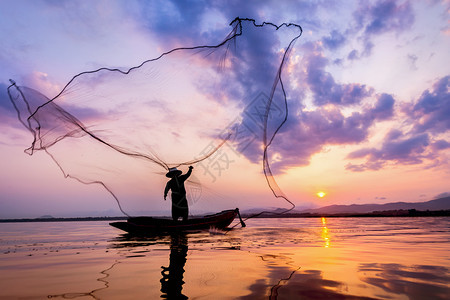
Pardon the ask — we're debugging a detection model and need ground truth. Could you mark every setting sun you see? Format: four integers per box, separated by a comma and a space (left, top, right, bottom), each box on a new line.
317, 191, 326, 198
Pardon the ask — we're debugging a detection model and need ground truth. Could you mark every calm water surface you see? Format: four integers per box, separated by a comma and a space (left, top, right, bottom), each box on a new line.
0, 217, 449, 299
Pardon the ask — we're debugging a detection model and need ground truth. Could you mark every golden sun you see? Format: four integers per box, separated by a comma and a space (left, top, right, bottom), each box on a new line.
316, 191, 326, 198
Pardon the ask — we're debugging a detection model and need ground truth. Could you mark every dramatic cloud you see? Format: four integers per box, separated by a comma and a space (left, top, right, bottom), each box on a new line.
358, 0, 415, 35
346, 76, 449, 172
228, 35, 400, 173
236, 91, 397, 173
348, 132, 429, 166
2, 1, 437, 177
432, 140, 450, 151
367, 93, 395, 120
349, 0, 415, 58
409, 76, 450, 135
305, 46, 374, 106
135, 0, 213, 46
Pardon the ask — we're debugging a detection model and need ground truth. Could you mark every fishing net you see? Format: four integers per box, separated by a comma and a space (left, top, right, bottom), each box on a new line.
7, 18, 302, 216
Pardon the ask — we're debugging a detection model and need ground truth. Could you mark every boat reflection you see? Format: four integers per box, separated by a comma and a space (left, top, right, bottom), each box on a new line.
111, 232, 172, 249
321, 217, 330, 248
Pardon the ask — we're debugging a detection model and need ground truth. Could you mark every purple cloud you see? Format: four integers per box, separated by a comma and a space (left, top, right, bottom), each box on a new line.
306, 49, 374, 106
346, 132, 430, 171
346, 76, 449, 172
135, 1, 211, 46
135, 0, 313, 50
377, 133, 429, 162
409, 75, 450, 134
432, 140, 450, 151
322, 30, 347, 50
354, 0, 415, 35
230, 38, 400, 173
349, 0, 414, 58
255, 94, 396, 173
368, 93, 395, 120
347, 49, 359, 61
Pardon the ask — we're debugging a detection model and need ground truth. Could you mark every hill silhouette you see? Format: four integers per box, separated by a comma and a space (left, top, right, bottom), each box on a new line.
298, 196, 450, 215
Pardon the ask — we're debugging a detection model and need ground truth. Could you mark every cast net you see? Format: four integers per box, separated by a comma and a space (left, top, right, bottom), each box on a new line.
7, 18, 302, 217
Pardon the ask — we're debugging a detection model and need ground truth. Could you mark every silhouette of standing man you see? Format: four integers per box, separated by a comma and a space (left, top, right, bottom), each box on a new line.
164, 166, 193, 221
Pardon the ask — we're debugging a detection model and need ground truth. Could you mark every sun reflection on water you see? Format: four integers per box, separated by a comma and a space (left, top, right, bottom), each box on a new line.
321, 217, 330, 248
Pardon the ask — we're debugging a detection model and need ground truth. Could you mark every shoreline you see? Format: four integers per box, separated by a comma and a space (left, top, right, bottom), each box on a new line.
1, 209, 449, 223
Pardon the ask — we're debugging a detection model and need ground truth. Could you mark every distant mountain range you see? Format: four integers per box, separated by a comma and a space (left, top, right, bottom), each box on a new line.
240, 196, 450, 217
297, 196, 450, 215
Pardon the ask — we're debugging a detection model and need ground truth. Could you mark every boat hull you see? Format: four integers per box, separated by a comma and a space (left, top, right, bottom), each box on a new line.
110, 208, 241, 234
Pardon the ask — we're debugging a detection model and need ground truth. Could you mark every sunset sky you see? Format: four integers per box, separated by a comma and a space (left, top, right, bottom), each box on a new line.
0, 0, 449, 218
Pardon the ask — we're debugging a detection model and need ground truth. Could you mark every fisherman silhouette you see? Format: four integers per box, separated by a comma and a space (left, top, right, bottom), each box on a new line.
164, 166, 193, 221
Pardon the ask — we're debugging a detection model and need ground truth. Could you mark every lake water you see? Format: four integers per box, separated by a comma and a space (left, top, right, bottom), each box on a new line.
0, 217, 449, 299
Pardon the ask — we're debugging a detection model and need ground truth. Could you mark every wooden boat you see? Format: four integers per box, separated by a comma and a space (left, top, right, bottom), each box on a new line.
110, 208, 245, 234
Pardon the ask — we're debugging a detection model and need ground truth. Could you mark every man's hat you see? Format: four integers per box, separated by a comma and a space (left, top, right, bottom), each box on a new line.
166, 167, 182, 178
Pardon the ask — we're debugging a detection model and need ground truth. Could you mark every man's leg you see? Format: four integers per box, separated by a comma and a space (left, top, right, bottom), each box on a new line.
172, 206, 179, 221
182, 207, 188, 221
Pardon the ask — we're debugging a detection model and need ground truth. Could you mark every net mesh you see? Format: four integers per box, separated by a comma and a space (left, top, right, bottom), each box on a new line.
7, 18, 302, 216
